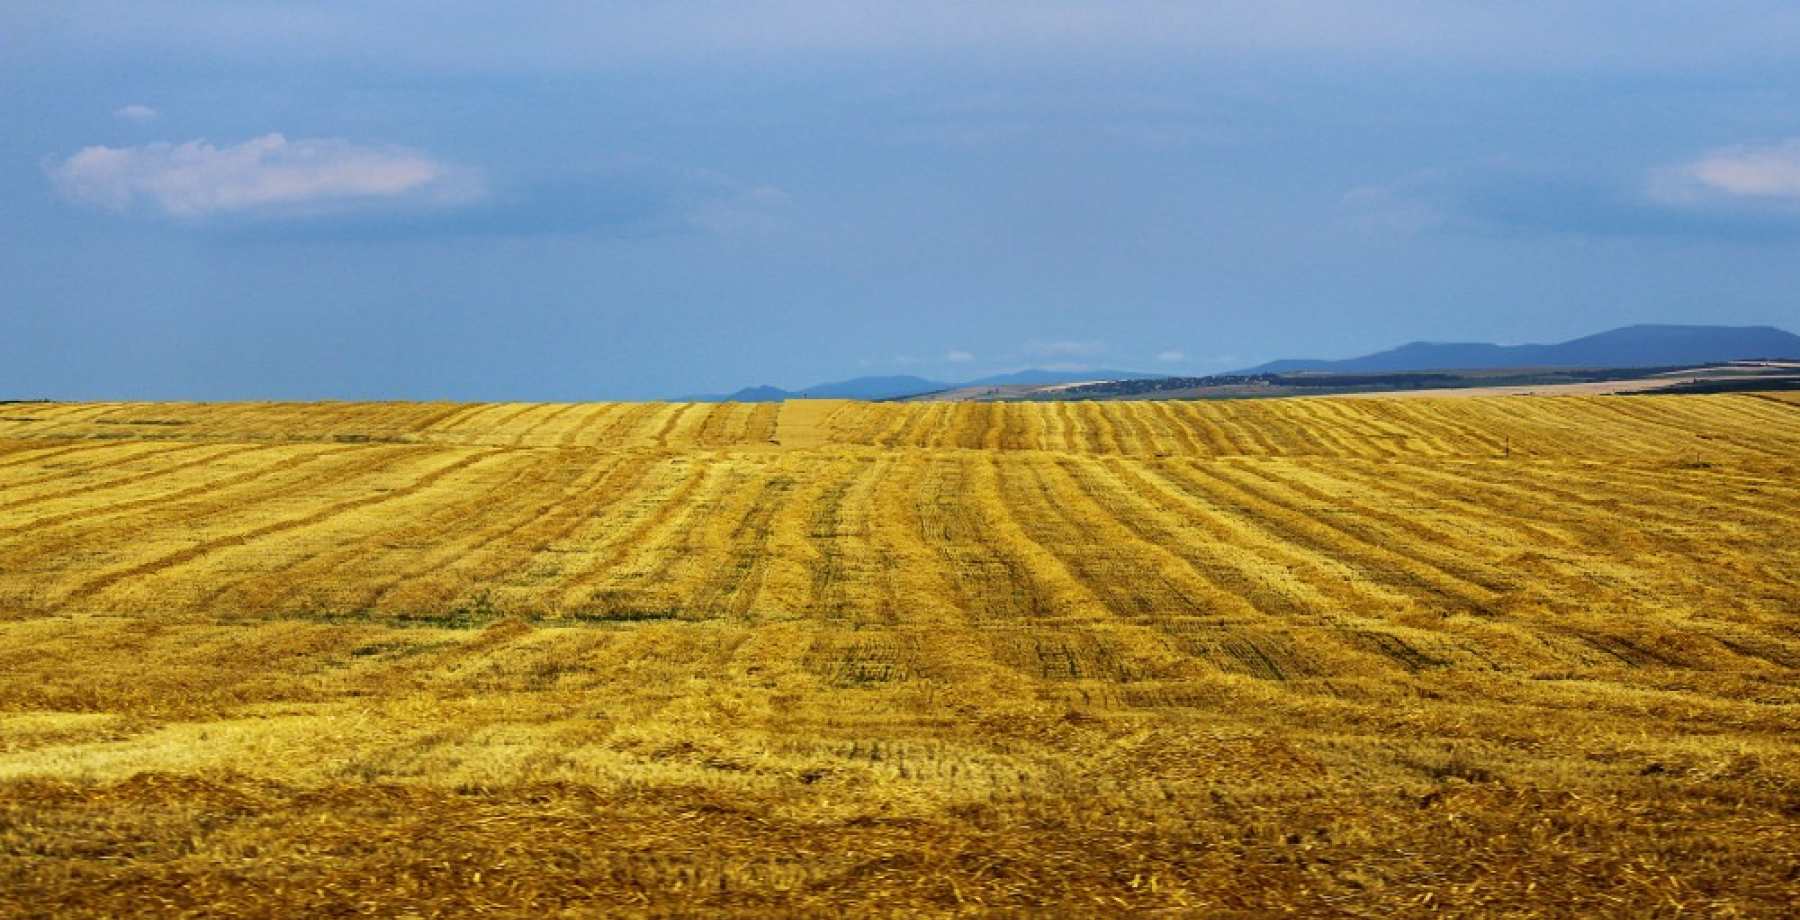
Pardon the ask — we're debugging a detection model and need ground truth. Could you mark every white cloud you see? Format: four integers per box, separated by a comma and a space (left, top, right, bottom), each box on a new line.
46, 133, 479, 219
1675, 139, 1800, 201
1155, 349, 1185, 362
112, 104, 158, 123
945, 349, 974, 363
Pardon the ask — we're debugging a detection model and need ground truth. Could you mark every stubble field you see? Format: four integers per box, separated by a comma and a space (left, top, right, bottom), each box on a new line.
1, 394, 1797, 916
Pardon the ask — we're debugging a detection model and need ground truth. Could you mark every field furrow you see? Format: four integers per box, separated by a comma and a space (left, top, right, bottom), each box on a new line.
0, 443, 270, 514
50, 448, 503, 611
359, 452, 662, 614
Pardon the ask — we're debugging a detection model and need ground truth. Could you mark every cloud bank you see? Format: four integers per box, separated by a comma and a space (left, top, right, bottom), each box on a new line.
47, 133, 478, 219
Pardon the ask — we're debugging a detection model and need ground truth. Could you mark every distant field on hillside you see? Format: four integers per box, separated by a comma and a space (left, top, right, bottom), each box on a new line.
917, 361, 1800, 402
2, 396, 1797, 916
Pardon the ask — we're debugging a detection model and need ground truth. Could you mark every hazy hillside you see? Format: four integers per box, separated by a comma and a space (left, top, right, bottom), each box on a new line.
958, 368, 1162, 387
1244, 324, 1800, 374
801, 375, 949, 399
681, 369, 1158, 401
682, 326, 1800, 401
678, 375, 947, 402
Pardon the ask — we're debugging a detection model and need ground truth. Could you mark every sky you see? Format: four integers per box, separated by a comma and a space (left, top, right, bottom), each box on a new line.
4, 2, 1800, 400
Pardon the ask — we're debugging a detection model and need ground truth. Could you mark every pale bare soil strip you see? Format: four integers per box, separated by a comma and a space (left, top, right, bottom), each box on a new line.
0, 395, 1796, 917
1323, 377, 1686, 398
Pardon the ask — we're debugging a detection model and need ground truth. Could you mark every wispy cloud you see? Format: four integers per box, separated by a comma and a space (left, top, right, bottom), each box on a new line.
685, 181, 792, 235
1340, 179, 1448, 235
945, 349, 974, 363
46, 133, 479, 219
1660, 139, 1800, 203
1155, 349, 1185, 362
45, 140, 790, 243
1023, 339, 1104, 359
1345, 149, 1800, 242
112, 104, 158, 123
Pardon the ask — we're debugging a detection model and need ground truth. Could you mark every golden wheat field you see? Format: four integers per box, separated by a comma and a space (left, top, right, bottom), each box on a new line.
1, 394, 1797, 917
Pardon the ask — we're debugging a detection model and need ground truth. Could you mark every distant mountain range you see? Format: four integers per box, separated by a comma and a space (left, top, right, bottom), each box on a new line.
679, 325, 1799, 402
678, 369, 1162, 402
1241, 324, 1800, 375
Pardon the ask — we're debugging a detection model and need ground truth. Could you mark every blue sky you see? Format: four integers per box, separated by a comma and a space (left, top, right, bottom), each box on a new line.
5, 2, 1800, 400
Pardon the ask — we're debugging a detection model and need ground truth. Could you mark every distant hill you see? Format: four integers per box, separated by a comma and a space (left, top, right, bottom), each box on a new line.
679, 369, 1157, 402
680, 375, 948, 403
705, 385, 794, 403
959, 369, 1163, 388
800, 375, 949, 399
1242, 325, 1800, 374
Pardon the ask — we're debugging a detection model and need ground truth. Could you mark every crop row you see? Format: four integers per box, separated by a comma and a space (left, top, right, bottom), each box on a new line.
3, 394, 1797, 459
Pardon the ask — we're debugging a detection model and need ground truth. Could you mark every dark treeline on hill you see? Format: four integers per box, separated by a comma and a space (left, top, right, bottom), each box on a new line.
1242, 324, 1800, 374
1053, 366, 1695, 400
1067, 372, 1464, 398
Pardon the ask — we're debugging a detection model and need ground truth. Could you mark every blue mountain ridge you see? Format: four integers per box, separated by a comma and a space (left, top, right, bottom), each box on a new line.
1239, 324, 1800, 374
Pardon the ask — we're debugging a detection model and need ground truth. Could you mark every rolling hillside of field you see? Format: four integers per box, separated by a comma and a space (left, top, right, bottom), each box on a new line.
2, 396, 1797, 916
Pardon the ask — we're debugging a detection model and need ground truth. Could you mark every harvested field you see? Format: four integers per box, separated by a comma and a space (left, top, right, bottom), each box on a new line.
1, 395, 1797, 916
